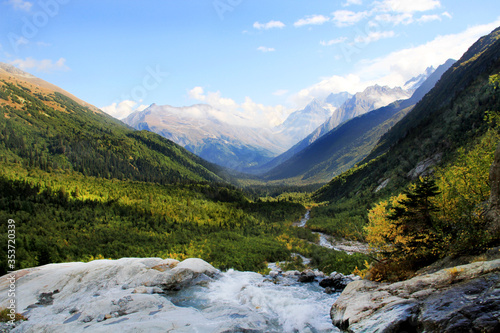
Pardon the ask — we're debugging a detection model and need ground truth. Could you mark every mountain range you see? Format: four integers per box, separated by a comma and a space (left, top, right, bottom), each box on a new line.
252, 79, 432, 176
124, 73, 432, 172
262, 60, 455, 183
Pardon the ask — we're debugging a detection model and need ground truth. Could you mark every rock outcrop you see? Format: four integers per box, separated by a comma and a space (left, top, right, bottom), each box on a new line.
331, 259, 500, 332
0, 258, 219, 332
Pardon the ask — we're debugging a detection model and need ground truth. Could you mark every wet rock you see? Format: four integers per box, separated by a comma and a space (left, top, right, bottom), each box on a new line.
282, 270, 300, 277
331, 259, 500, 333
319, 273, 353, 291
324, 287, 335, 295
269, 271, 279, 278
298, 270, 316, 283
0, 258, 221, 332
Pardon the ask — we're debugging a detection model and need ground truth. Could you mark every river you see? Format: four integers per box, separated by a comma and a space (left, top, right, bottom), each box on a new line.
299, 210, 370, 254
165, 211, 347, 332
169, 269, 340, 332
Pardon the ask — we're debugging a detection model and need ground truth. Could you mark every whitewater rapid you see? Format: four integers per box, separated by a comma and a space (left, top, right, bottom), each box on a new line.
164, 211, 353, 332
169, 269, 340, 332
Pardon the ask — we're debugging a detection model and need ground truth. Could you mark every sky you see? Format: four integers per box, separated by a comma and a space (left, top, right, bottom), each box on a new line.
1, 0, 500, 128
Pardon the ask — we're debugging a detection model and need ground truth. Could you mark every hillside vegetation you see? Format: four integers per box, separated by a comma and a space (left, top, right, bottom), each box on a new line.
306, 27, 500, 278
0, 71, 368, 276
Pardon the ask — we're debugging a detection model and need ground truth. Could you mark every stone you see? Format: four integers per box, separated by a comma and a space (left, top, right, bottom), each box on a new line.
283, 270, 300, 277
132, 286, 148, 294
298, 270, 316, 283
0, 258, 221, 332
319, 273, 352, 291
269, 271, 279, 278
331, 259, 500, 333
407, 153, 442, 179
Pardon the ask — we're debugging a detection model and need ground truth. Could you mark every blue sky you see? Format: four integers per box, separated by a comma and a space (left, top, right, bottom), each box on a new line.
1, 0, 499, 127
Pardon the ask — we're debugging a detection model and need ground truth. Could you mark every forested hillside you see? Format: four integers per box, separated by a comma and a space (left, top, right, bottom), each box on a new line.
315, 27, 500, 203
307, 27, 500, 256
0, 66, 368, 276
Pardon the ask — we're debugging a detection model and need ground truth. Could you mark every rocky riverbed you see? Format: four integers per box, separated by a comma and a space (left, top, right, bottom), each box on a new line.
294, 210, 370, 255
331, 258, 500, 332
0, 257, 355, 333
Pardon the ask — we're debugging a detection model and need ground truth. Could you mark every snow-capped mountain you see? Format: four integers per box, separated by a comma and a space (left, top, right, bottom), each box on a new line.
124, 66, 440, 173
123, 104, 288, 171
324, 91, 353, 107
274, 99, 334, 147
403, 66, 436, 91
252, 84, 413, 174
311, 85, 412, 142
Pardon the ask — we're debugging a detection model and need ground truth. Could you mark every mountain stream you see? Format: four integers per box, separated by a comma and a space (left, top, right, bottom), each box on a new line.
166, 211, 345, 332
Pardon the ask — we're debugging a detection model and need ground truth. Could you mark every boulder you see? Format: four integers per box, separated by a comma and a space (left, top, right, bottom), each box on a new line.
331, 259, 500, 332
298, 270, 316, 283
0, 258, 220, 332
319, 273, 353, 291
282, 270, 300, 277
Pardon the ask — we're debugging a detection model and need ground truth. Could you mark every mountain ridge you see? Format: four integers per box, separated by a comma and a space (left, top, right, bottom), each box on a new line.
314, 26, 500, 202
261, 59, 454, 183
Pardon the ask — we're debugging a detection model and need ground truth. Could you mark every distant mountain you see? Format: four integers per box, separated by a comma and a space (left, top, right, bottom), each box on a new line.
403, 65, 435, 91
320, 85, 412, 136
324, 91, 353, 107
255, 84, 413, 175
0, 63, 226, 184
315, 26, 500, 202
262, 60, 455, 183
273, 99, 334, 147
123, 94, 348, 172
124, 104, 288, 171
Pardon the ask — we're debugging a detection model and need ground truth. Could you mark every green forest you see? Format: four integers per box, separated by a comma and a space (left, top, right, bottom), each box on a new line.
0, 76, 367, 276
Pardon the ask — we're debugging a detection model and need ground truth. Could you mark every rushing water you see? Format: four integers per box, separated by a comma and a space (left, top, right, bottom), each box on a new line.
165, 211, 346, 332
169, 269, 340, 332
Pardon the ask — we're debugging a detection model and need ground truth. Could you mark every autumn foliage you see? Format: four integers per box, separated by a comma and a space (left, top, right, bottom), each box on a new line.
365, 129, 500, 280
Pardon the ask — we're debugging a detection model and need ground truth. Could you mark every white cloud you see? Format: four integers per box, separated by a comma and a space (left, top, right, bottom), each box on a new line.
188, 87, 289, 128
273, 89, 289, 96
332, 10, 368, 27
101, 100, 148, 120
253, 20, 285, 30
416, 14, 442, 23
320, 37, 348, 46
188, 86, 205, 100
374, 13, 414, 25
10, 57, 69, 73
442, 11, 452, 19
375, 0, 441, 13
257, 46, 275, 53
343, 0, 362, 6
292, 74, 367, 107
291, 19, 500, 108
294, 15, 330, 27
6, 0, 32, 11
354, 30, 395, 44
